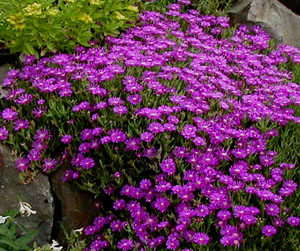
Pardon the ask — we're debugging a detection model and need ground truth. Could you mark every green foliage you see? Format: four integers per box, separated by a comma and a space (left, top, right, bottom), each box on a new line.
33, 227, 86, 251
143, 0, 241, 15
191, 0, 241, 15
0, 0, 140, 57
0, 210, 37, 251
143, 0, 175, 12
64, 228, 87, 251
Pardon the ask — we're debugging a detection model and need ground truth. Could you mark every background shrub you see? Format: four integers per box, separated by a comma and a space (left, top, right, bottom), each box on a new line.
0, 0, 140, 57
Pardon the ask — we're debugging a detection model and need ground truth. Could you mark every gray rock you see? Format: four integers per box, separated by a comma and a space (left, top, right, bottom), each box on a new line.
0, 144, 54, 245
0, 64, 9, 98
228, 0, 300, 47
50, 163, 97, 245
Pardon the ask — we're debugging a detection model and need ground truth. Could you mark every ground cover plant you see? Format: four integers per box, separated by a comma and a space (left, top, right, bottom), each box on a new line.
144, 0, 241, 15
1, 0, 300, 250
0, 206, 38, 251
0, 0, 140, 57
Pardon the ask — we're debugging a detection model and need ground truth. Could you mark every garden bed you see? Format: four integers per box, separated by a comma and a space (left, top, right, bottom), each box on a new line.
0, 0, 300, 250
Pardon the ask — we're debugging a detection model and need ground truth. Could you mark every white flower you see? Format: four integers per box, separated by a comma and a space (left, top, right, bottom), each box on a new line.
19, 201, 37, 217
74, 227, 84, 234
0, 216, 10, 224
49, 240, 63, 251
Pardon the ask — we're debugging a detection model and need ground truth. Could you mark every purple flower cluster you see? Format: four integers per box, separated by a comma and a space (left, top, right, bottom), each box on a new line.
1, 0, 300, 249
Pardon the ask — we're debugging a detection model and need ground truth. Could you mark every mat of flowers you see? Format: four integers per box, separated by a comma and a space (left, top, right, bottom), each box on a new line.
1, 0, 300, 250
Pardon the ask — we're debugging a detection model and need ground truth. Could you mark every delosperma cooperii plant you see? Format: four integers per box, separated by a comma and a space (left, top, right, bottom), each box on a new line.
1, 0, 300, 250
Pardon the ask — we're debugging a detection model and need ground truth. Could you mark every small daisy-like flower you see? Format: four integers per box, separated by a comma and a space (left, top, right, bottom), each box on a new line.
0, 127, 9, 141
127, 94, 142, 105
153, 197, 170, 213
108, 129, 127, 143
117, 239, 134, 251
79, 157, 95, 170
13, 119, 30, 131
140, 132, 154, 142
113, 105, 128, 115
34, 128, 51, 141
42, 158, 58, 172
108, 97, 124, 106
15, 157, 30, 171
113, 199, 126, 210
2, 108, 18, 121
181, 124, 197, 139
262, 225, 277, 237
287, 216, 300, 227
27, 149, 41, 161
265, 203, 280, 216
193, 232, 210, 245
160, 158, 176, 175
61, 135, 72, 144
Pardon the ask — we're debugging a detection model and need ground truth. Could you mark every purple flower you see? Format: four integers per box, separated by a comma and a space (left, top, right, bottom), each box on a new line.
80, 129, 94, 141
160, 158, 176, 175
166, 233, 180, 250
217, 210, 232, 221
195, 205, 209, 218
193, 232, 210, 245
233, 205, 248, 218
90, 239, 109, 250
42, 158, 58, 172
155, 181, 172, 193
92, 127, 103, 136
113, 105, 128, 115
140, 179, 152, 190
193, 136, 206, 146
62, 169, 74, 182
148, 122, 164, 134
79, 157, 95, 170
78, 142, 91, 153
14, 94, 33, 105
181, 124, 197, 139
34, 128, 51, 141
262, 225, 277, 237
110, 220, 123, 232
27, 149, 41, 161
61, 135, 72, 144
125, 138, 140, 151
287, 216, 300, 227
32, 140, 48, 151
15, 157, 30, 171
173, 146, 189, 159
91, 113, 99, 121
13, 119, 30, 131
117, 239, 134, 251
265, 203, 280, 216
108, 97, 124, 106
0, 127, 9, 140
241, 215, 257, 225
127, 94, 142, 105
2, 108, 18, 121
113, 199, 126, 210
140, 132, 154, 142
37, 99, 45, 105
272, 217, 284, 227
153, 197, 170, 213
32, 106, 47, 118
84, 225, 97, 235
108, 129, 127, 143
94, 102, 108, 110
